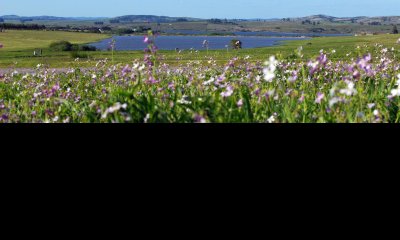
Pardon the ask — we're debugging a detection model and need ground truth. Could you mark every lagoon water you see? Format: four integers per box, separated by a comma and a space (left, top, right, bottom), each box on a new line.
90, 35, 310, 51
164, 30, 352, 37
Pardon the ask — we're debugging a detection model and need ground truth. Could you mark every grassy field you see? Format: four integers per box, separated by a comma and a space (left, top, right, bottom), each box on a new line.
0, 30, 399, 68
0, 30, 110, 68
0, 30, 109, 51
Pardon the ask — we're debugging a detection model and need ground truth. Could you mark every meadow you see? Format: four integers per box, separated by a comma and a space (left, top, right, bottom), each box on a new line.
1, 30, 400, 123
1, 30, 399, 68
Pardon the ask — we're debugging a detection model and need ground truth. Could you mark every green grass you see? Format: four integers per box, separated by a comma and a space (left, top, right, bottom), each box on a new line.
0, 30, 110, 68
1, 30, 399, 68
0, 30, 110, 50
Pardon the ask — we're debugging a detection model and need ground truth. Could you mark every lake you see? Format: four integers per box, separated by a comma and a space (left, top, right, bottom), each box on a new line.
90, 35, 310, 51
163, 30, 352, 37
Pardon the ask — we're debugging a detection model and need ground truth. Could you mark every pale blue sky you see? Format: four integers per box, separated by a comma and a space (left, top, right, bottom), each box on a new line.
1, 0, 400, 18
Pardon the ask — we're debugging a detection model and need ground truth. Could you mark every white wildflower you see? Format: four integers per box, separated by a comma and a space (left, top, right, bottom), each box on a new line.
203, 77, 215, 86
263, 56, 278, 82
339, 82, 357, 96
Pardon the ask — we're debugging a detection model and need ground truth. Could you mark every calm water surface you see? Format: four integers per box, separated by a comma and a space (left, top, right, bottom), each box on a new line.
90, 35, 311, 51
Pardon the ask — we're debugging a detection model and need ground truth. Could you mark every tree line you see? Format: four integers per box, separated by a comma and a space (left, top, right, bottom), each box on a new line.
0, 23, 46, 30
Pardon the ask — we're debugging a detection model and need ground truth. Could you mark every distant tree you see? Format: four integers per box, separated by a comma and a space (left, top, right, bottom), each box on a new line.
0, 23, 46, 30
393, 25, 399, 34
0, 18, 4, 23
49, 41, 74, 51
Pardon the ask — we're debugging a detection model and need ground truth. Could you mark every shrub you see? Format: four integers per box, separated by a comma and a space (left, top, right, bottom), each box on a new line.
80, 45, 97, 51
49, 41, 73, 51
70, 51, 88, 59
49, 42, 96, 52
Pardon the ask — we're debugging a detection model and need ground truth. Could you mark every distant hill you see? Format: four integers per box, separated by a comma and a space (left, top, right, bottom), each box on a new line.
1, 14, 400, 24
0, 15, 106, 21
293, 15, 400, 24
111, 15, 202, 23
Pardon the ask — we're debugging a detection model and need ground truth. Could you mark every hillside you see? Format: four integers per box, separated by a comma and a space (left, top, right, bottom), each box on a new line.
111, 15, 201, 23
294, 15, 400, 25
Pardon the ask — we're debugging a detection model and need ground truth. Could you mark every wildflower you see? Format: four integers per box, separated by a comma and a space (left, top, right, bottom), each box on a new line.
307, 61, 319, 75
318, 53, 328, 65
0, 43, 3, 48
267, 113, 278, 123
315, 93, 325, 104
299, 94, 305, 103
288, 70, 298, 82
203, 77, 215, 86
263, 56, 278, 82
389, 74, 400, 97
144, 114, 150, 123
194, 114, 207, 123
353, 70, 361, 79
340, 82, 357, 96
101, 102, 127, 119
237, 99, 244, 108
178, 96, 192, 105
221, 86, 234, 98
368, 103, 376, 109
373, 110, 380, 117
329, 97, 341, 108
397, 38, 400, 44
265, 89, 275, 101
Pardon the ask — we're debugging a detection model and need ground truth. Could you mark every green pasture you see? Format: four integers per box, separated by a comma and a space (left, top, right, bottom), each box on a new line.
0, 30, 399, 68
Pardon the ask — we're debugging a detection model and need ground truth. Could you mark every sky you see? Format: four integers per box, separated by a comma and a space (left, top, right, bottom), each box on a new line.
1, 0, 400, 19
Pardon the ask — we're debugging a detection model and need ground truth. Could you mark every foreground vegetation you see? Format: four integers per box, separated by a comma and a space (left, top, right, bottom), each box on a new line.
1, 31, 400, 123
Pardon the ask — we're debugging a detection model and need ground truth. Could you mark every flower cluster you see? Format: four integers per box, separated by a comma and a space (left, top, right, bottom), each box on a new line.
0, 40, 400, 123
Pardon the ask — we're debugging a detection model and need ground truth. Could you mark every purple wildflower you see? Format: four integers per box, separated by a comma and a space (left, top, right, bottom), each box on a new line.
315, 93, 325, 104
237, 99, 244, 108
221, 86, 234, 98
194, 114, 207, 123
